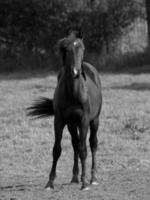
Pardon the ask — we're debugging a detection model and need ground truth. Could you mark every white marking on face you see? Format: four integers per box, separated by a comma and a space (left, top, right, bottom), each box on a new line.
73, 41, 78, 46
73, 67, 78, 76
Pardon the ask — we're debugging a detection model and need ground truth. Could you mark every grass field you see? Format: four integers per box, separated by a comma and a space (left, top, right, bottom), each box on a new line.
1, 72, 150, 200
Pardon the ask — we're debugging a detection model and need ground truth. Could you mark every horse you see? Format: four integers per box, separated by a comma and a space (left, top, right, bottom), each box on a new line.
27, 30, 102, 190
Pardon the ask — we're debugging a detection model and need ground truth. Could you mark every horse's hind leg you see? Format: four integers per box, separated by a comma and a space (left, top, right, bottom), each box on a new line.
89, 117, 99, 185
68, 124, 79, 183
79, 118, 89, 190
45, 117, 64, 189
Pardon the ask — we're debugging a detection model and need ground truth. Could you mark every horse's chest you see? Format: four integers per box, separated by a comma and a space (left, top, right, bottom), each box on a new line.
62, 104, 83, 124
73, 79, 88, 102
54, 77, 90, 124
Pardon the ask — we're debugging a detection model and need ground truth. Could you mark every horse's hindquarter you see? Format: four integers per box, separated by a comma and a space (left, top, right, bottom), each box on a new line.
86, 75, 102, 120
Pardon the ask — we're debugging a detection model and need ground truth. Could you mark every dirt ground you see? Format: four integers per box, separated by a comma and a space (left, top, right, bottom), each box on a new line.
1, 72, 150, 200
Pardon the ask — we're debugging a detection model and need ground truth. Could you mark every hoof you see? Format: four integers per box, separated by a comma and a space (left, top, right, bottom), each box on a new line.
80, 181, 90, 191
91, 181, 99, 186
71, 177, 79, 184
45, 186, 51, 191
45, 182, 54, 190
81, 185, 90, 191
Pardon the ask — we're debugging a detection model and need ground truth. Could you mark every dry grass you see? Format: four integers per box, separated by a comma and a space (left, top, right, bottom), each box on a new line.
1, 72, 150, 199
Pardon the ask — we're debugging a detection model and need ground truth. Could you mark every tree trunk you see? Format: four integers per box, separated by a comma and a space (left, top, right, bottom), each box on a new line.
146, 0, 150, 49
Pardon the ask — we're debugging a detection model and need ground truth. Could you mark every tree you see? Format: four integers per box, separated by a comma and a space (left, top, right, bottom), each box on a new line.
145, 0, 150, 49
0, 0, 142, 56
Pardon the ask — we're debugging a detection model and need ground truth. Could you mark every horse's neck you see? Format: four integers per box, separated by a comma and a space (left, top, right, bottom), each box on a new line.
64, 72, 74, 97
64, 72, 87, 103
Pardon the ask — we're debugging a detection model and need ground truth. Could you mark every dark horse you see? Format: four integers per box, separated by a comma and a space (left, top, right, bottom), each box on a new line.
27, 30, 102, 190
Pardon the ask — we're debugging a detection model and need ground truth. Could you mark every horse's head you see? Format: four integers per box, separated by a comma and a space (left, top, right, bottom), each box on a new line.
58, 30, 85, 78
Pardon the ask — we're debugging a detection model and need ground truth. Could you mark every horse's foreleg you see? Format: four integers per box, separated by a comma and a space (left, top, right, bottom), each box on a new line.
79, 119, 89, 190
45, 117, 64, 190
68, 124, 79, 183
89, 117, 99, 185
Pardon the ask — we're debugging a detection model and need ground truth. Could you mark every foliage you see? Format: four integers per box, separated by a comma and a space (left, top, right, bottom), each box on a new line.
145, 0, 150, 48
0, 0, 144, 58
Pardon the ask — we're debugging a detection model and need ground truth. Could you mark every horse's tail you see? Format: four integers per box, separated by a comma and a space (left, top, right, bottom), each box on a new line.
27, 97, 54, 119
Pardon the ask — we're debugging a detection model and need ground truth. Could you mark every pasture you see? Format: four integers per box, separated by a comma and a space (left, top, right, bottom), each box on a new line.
1, 72, 150, 200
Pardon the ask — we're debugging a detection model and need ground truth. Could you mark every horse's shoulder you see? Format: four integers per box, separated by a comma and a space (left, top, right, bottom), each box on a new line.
82, 62, 100, 87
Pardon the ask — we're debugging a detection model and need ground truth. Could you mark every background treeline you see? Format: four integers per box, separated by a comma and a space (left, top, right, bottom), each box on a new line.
0, 0, 147, 72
